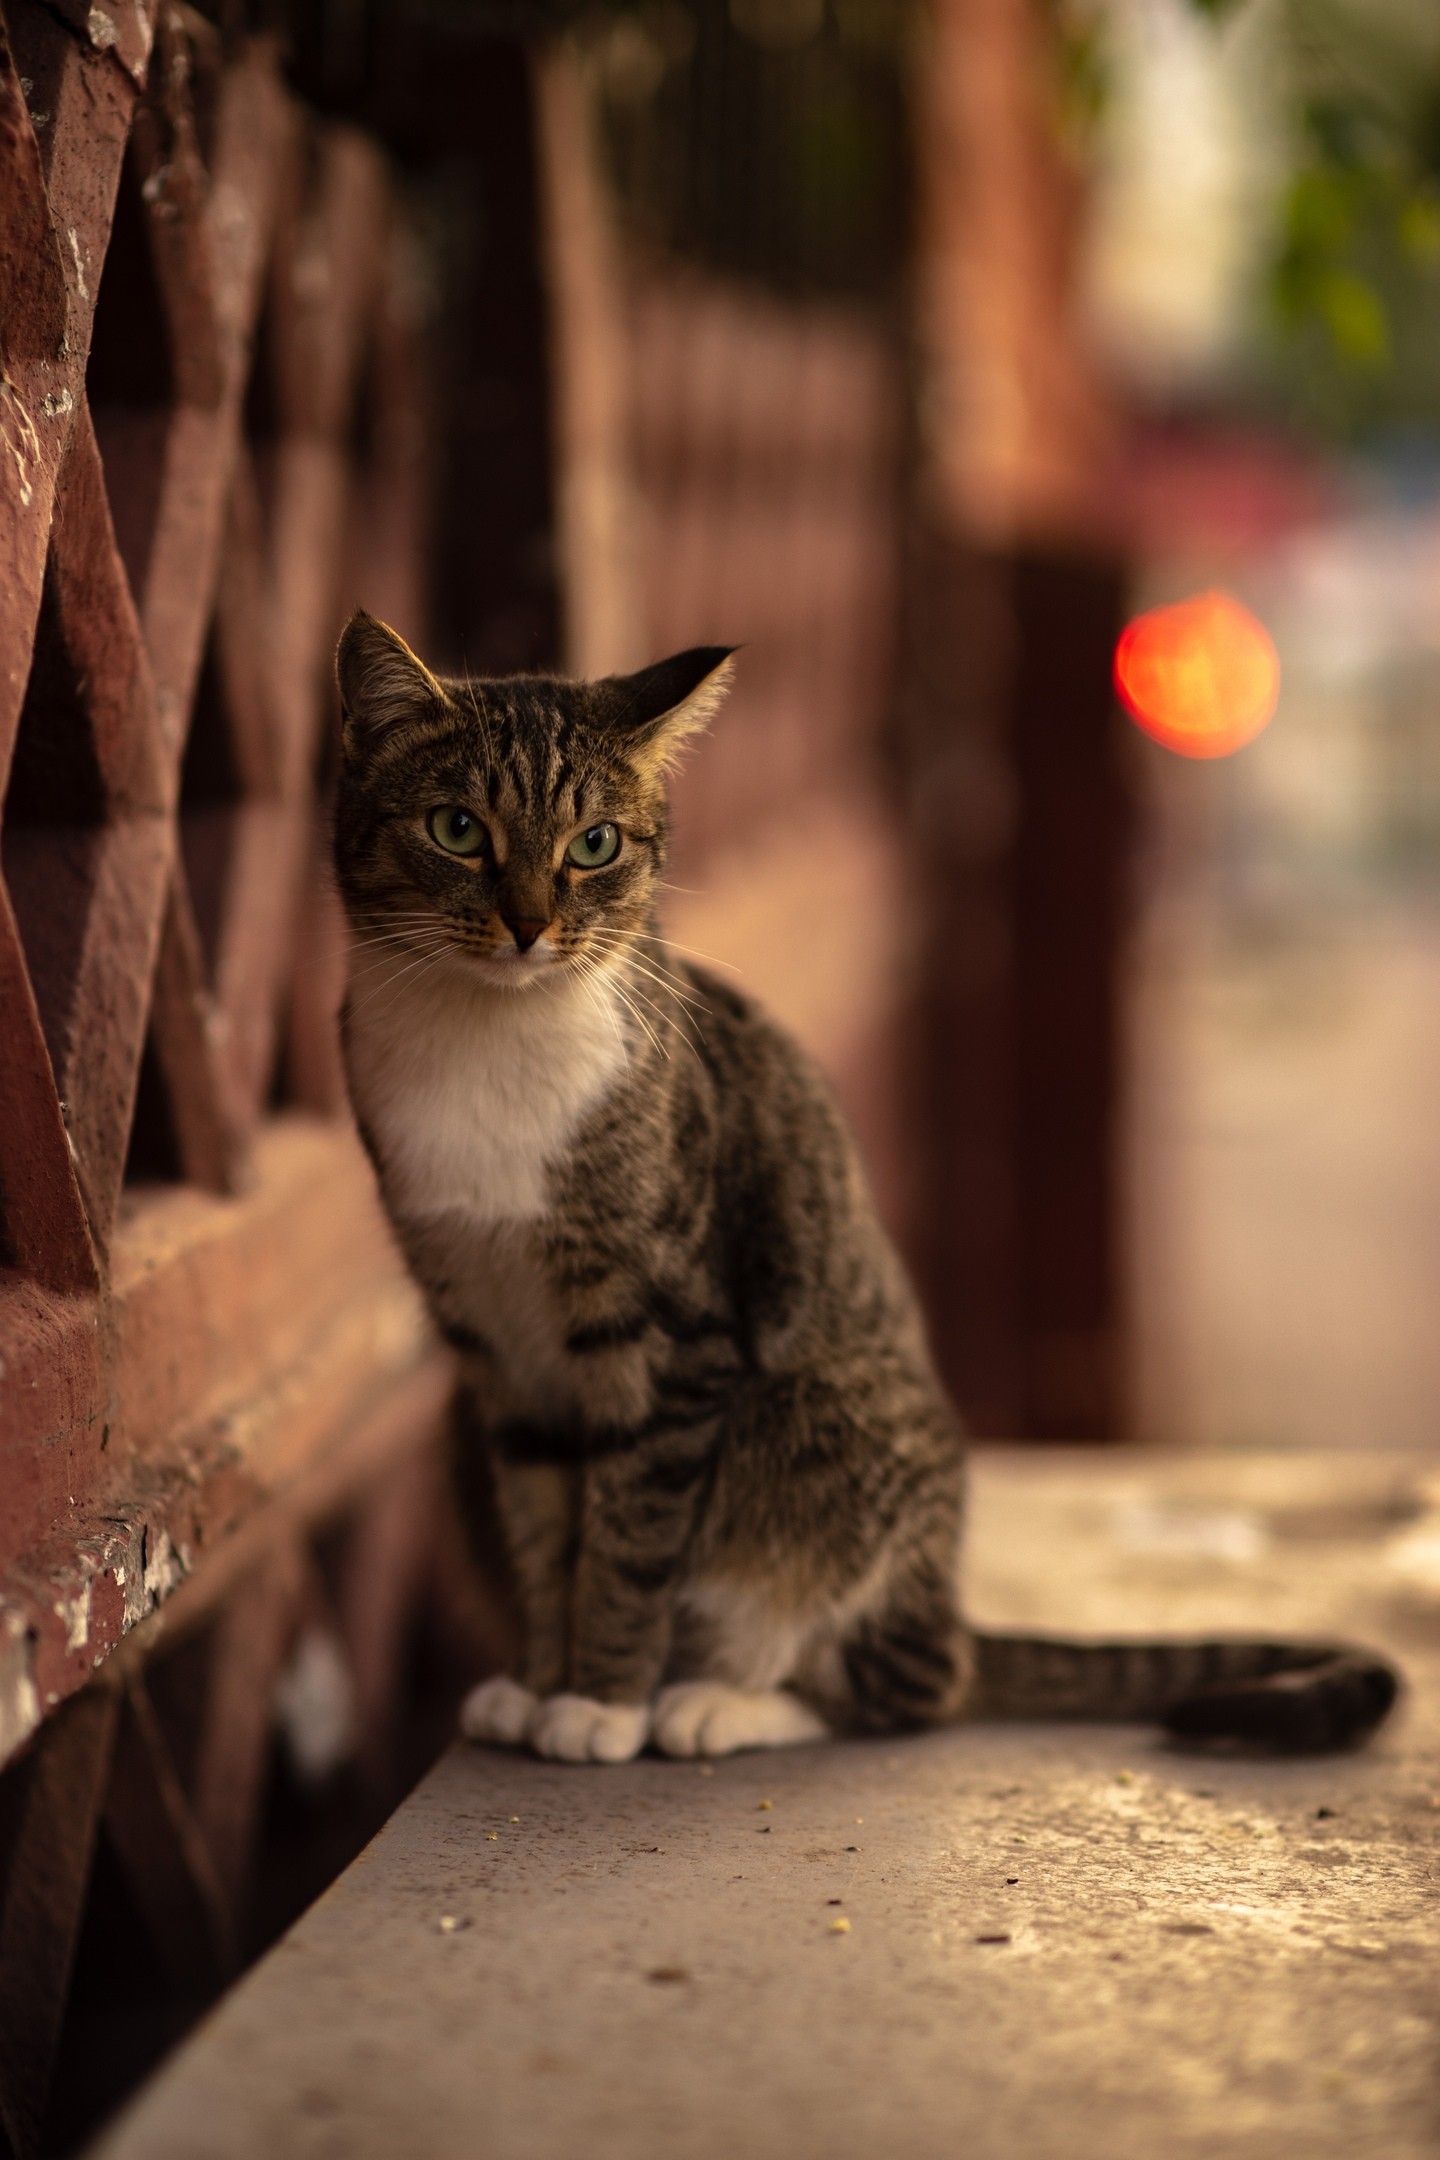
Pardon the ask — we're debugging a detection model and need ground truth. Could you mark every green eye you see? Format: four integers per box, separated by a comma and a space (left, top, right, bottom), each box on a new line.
427, 806, 487, 858
566, 822, 620, 869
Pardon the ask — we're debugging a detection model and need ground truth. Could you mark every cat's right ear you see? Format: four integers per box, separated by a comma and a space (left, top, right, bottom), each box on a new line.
336, 612, 446, 757
602, 645, 737, 774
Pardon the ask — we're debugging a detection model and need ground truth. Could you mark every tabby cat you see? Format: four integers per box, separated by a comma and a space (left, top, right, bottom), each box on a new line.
333, 612, 1398, 1763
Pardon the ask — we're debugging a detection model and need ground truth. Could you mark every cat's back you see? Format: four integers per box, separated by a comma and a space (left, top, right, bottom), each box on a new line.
665, 955, 935, 1400
681, 961, 857, 1176
678, 959, 895, 1275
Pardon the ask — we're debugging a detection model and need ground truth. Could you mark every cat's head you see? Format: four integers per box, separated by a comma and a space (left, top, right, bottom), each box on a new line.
333, 613, 733, 990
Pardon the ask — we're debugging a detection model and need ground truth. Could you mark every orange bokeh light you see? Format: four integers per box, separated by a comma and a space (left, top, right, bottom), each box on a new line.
1114, 591, 1280, 760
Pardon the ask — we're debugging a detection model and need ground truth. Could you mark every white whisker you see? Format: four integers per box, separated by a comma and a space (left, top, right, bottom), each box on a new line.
635, 930, 740, 975
616, 969, 703, 1063
342, 932, 456, 984
579, 933, 709, 1009
603, 968, 666, 1059
570, 956, 630, 1072
345, 940, 457, 1019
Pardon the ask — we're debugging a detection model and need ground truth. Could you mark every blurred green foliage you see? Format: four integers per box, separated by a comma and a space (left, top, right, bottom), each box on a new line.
1195, 0, 1440, 435
1047, 0, 1110, 144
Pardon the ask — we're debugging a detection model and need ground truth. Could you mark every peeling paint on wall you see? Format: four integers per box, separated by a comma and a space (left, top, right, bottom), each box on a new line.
0, 376, 40, 509
67, 227, 88, 301
0, 1610, 41, 1764
0, 1504, 199, 1769
141, 1527, 187, 1611
53, 1577, 92, 1654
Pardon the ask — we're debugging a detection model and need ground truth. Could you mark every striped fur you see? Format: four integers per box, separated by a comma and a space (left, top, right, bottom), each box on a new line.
333, 614, 1400, 1762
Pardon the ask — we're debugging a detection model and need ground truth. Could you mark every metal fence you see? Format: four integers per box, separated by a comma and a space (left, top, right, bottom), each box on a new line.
0, 10, 486, 2150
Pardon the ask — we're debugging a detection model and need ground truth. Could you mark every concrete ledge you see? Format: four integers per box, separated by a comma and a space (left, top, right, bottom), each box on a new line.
88, 1448, 1440, 2160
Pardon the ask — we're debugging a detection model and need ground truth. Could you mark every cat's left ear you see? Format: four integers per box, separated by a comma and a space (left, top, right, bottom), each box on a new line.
602, 645, 736, 773
336, 611, 447, 756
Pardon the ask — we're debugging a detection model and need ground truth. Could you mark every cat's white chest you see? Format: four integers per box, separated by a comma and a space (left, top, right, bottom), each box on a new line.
343, 952, 627, 1227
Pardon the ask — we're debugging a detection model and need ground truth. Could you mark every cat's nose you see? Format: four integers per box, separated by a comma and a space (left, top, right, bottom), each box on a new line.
503, 916, 549, 953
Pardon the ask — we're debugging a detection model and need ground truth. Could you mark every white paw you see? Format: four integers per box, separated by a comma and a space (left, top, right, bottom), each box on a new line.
650, 1683, 829, 1759
459, 1675, 538, 1747
528, 1693, 649, 1764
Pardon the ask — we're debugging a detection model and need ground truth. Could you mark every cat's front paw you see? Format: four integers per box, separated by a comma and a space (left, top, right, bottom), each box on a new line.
651, 1682, 829, 1758
459, 1675, 539, 1747
527, 1693, 649, 1764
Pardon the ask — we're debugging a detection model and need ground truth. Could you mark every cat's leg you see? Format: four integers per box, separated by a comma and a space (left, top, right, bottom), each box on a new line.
459, 1674, 538, 1747
684, 1369, 971, 1742
650, 1682, 828, 1758
460, 1456, 577, 1748
528, 1421, 718, 1764
829, 1552, 976, 1733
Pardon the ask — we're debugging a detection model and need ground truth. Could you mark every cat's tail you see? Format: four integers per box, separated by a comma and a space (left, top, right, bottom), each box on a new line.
970, 1630, 1399, 1753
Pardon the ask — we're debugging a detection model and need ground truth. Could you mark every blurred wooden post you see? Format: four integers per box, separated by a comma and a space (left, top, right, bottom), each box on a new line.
902, 0, 1132, 1438
534, 43, 641, 679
